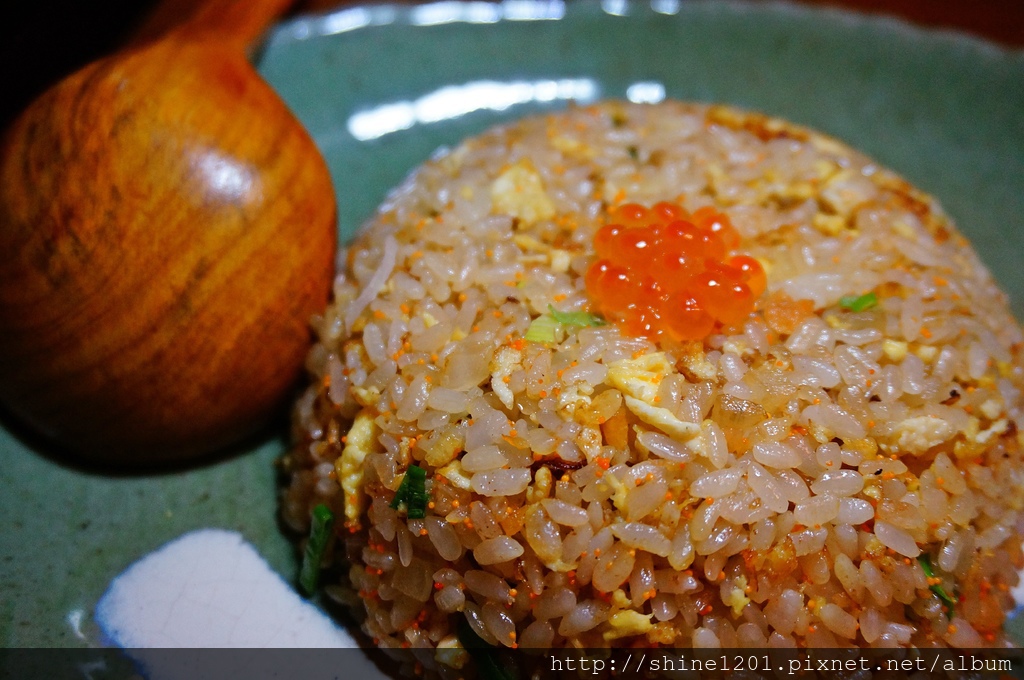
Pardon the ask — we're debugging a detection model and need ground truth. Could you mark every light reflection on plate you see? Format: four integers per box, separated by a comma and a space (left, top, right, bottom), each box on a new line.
347, 78, 600, 141
282, 0, 566, 41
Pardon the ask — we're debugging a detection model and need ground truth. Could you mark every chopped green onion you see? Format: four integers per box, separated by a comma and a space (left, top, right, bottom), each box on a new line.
299, 504, 335, 596
918, 554, 956, 619
525, 314, 559, 344
839, 292, 878, 312
457, 618, 520, 680
406, 465, 428, 519
525, 306, 605, 344
390, 464, 428, 519
548, 305, 606, 328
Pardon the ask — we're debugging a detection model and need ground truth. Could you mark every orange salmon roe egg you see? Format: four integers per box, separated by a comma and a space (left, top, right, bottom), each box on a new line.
586, 202, 765, 343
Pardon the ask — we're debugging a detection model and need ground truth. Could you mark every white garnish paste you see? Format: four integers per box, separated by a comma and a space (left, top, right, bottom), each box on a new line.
95, 529, 357, 648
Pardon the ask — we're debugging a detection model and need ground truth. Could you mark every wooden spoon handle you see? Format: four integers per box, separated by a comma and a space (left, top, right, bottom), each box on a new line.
176, 0, 296, 50
132, 0, 297, 52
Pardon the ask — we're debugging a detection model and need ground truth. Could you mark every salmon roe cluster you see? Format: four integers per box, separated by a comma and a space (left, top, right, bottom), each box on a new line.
584, 201, 767, 343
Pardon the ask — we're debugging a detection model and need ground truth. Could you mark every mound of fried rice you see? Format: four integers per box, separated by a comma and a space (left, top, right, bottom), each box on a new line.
281, 101, 1024, 664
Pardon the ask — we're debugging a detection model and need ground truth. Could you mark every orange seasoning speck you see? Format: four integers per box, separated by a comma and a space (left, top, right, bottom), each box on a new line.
585, 202, 764, 344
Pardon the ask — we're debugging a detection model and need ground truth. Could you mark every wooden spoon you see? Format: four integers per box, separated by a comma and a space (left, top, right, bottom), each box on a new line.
0, 0, 337, 464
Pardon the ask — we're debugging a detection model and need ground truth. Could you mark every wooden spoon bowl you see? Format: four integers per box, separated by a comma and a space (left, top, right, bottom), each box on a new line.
0, 2, 336, 464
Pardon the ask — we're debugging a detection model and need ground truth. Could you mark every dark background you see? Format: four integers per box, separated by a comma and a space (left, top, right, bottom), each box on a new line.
1, 0, 1023, 130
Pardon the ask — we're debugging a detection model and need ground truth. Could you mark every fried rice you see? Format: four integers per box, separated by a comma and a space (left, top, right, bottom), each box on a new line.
281, 101, 1024, 667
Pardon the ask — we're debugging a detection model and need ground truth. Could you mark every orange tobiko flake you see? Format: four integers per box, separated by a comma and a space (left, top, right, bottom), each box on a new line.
585, 201, 766, 343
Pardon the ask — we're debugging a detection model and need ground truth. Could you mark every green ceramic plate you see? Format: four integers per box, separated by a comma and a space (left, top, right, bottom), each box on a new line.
2, 0, 1023, 649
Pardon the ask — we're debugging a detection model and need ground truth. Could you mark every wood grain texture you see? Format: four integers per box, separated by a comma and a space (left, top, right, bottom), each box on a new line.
0, 2, 336, 463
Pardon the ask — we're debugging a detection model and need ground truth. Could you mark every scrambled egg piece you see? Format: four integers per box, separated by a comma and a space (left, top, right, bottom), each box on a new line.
574, 424, 603, 458
335, 409, 381, 527
509, 233, 571, 271
818, 169, 871, 215
526, 467, 552, 503
602, 471, 629, 512
705, 163, 729, 198
679, 349, 717, 382
974, 418, 1009, 446
685, 419, 730, 468
607, 353, 672, 404
550, 249, 571, 273
722, 338, 753, 358
892, 220, 917, 239
603, 610, 654, 641
490, 345, 522, 409
882, 339, 908, 362
549, 134, 595, 159
350, 385, 381, 408
893, 415, 956, 454
607, 353, 700, 441
437, 144, 469, 174
812, 213, 846, 237
624, 397, 700, 441
424, 428, 464, 467
914, 344, 938, 362
437, 459, 472, 490
723, 575, 750, 617
490, 159, 556, 225
980, 398, 1004, 420
512, 233, 549, 253
610, 589, 631, 609
435, 635, 469, 669
557, 383, 592, 418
